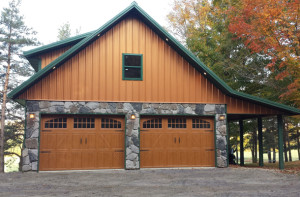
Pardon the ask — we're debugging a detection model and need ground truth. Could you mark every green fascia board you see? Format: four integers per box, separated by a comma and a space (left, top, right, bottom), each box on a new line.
8, 2, 300, 115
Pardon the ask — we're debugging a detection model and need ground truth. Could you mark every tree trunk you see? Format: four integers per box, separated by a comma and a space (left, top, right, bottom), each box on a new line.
283, 123, 288, 162
0, 61, 10, 173
272, 147, 276, 163
297, 129, 300, 160
268, 148, 272, 163
251, 147, 255, 163
284, 121, 292, 162
287, 129, 292, 162
0, 34, 11, 173
236, 142, 239, 165
19, 150, 23, 172
254, 130, 257, 163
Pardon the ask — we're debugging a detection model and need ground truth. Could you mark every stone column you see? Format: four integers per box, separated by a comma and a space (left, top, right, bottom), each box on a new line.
124, 105, 140, 170
216, 114, 227, 167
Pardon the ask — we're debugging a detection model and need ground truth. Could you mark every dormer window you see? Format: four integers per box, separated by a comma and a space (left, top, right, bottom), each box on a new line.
122, 53, 143, 80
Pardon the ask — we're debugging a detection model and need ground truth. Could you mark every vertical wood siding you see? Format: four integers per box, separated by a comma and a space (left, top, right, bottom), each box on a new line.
39, 46, 72, 69
19, 17, 279, 115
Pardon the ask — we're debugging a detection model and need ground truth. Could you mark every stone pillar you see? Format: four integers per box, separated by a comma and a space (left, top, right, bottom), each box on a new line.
22, 102, 40, 172
125, 112, 140, 169
216, 114, 227, 167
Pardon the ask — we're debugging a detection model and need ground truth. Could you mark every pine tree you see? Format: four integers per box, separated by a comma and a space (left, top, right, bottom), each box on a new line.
0, 0, 39, 172
57, 22, 71, 40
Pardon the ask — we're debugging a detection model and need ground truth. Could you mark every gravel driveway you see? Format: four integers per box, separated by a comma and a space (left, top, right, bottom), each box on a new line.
0, 167, 299, 197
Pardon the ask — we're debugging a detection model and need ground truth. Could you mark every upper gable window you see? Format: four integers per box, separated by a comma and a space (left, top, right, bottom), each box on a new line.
122, 54, 143, 80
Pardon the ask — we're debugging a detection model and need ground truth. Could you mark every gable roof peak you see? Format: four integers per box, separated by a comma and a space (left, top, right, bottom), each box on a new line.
131, 1, 138, 6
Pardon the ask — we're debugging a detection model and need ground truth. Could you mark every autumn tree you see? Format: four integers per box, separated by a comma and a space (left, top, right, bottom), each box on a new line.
0, 0, 38, 172
167, 0, 271, 97
228, 0, 300, 107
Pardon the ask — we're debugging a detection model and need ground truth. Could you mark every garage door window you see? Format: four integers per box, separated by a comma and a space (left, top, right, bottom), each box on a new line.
142, 118, 162, 128
101, 118, 122, 128
74, 118, 95, 128
168, 118, 186, 128
45, 117, 67, 128
192, 118, 210, 129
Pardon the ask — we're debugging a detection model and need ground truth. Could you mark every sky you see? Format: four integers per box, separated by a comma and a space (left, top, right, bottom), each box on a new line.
0, 0, 173, 47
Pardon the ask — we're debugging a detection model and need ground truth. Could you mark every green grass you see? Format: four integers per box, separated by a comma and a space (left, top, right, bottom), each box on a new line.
5, 155, 20, 172
235, 149, 299, 164
4, 146, 21, 172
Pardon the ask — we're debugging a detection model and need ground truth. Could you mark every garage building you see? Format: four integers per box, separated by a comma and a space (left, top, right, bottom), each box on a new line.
8, 2, 300, 171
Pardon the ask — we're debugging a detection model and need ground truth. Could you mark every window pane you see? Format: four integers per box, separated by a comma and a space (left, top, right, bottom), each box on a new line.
125, 55, 141, 66
124, 67, 141, 79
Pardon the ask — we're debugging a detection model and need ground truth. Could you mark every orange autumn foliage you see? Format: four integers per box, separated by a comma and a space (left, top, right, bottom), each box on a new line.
228, 0, 300, 106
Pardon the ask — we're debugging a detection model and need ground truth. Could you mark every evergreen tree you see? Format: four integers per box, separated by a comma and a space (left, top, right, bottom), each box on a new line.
0, 0, 39, 172
57, 22, 71, 40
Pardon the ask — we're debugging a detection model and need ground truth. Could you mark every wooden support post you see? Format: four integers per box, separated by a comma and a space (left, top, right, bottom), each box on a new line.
239, 120, 244, 166
258, 117, 263, 167
277, 115, 284, 170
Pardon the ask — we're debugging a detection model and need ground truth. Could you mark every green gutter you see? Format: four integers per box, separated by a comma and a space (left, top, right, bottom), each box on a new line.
8, 2, 300, 115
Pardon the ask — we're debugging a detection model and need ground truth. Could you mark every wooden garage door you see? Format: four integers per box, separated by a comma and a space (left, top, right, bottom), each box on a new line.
140, 116, 215, 168
39, 115, 124, 171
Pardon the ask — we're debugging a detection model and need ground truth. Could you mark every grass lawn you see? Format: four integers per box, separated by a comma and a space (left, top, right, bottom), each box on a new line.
235, 149, 299, 164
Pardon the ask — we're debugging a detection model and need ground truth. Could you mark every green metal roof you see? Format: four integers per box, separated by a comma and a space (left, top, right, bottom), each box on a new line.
8, 2, 300, 115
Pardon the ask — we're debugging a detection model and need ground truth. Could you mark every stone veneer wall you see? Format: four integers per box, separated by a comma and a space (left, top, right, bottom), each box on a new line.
23, 101, 227, 171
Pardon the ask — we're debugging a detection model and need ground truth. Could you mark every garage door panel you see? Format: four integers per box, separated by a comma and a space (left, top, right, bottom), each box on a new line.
39, 152, 57, 170
85, 134, 96, 149
71, 134, 83, 149
39, 152, 50, 170
82, 151, 96, 168
140, 151, 151, 167
56, 134, 70, 149
40, 133, 56, 150
56, 151, 71, 169
70, 151, 82, 169
96, 133, 123, 149
177, 134, 188, 148
112, 152, 124, 168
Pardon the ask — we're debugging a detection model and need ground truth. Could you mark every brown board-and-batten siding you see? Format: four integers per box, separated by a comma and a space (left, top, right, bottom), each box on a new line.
18, 16, 280, 115
38, 46, 72, 69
